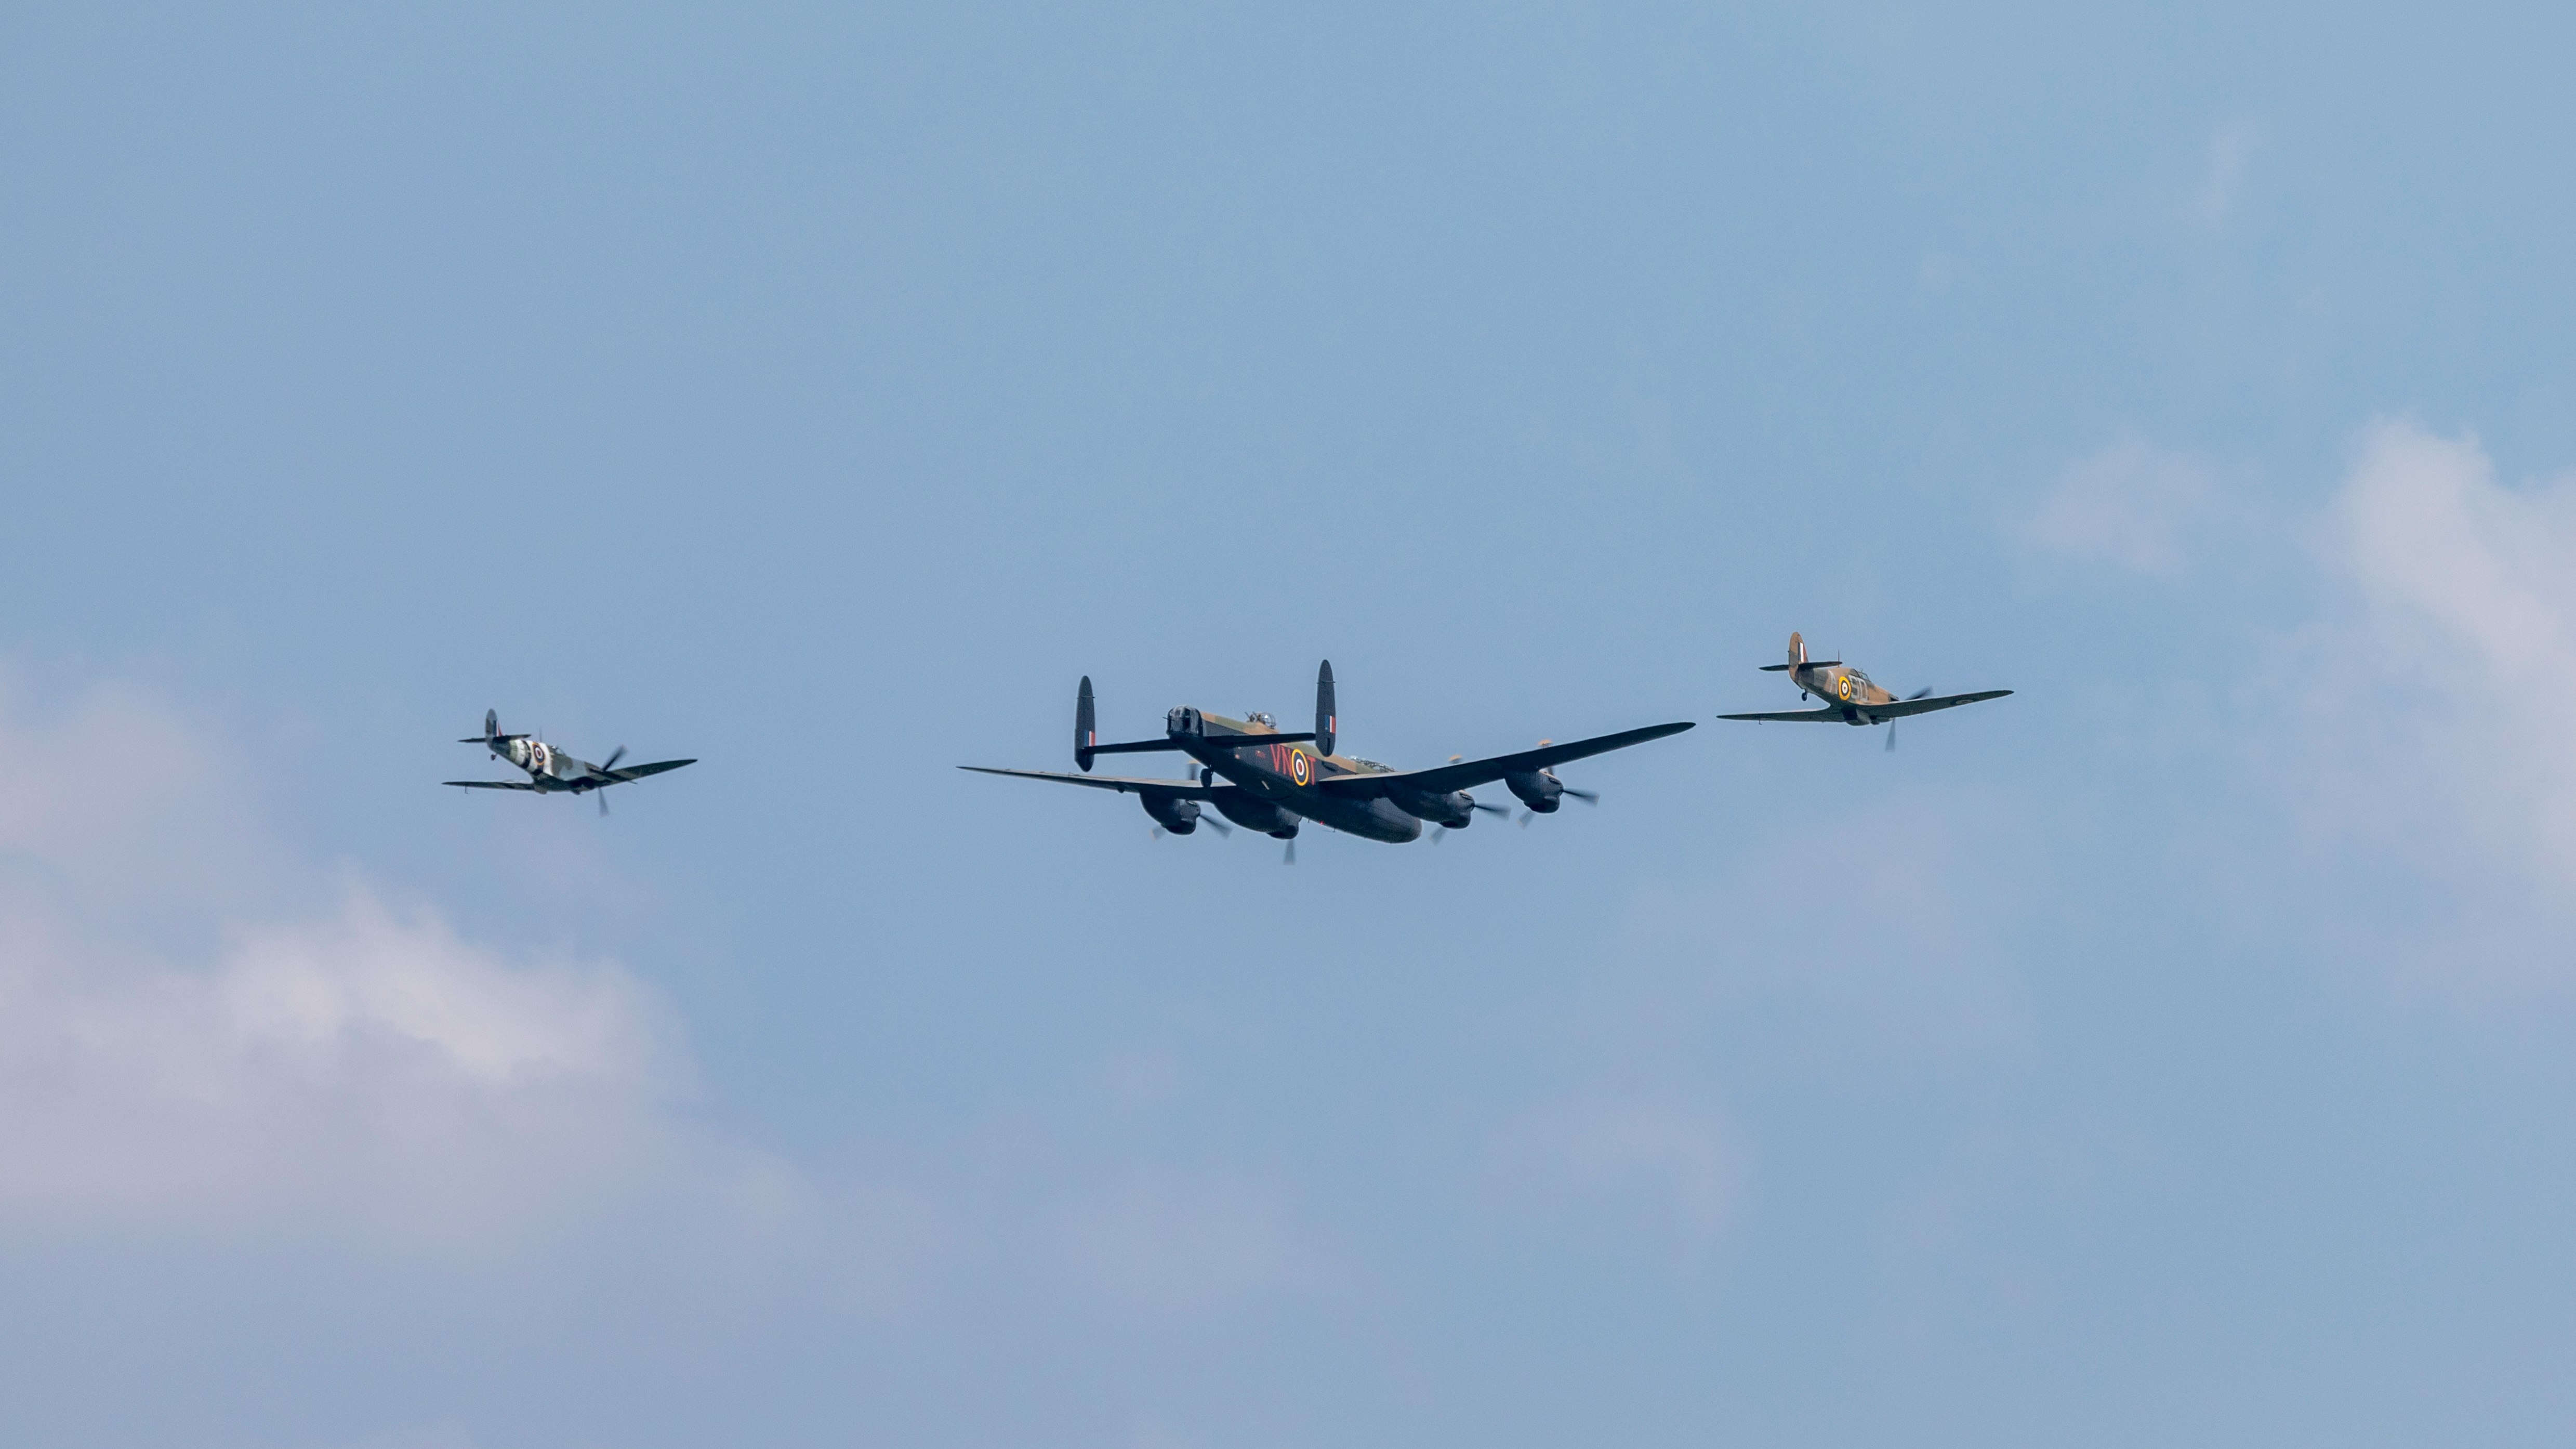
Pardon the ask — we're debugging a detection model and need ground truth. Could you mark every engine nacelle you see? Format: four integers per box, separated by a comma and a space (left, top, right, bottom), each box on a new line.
1503, 769, 1563, 813
1212, 792, 1301, 838
1142, 794, 1203, 835
1389, 787, 1475, 828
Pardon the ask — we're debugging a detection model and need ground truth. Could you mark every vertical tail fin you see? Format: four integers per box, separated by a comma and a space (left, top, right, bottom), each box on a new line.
484, 708, 499, 740
1315, 660, 1336, 757
1788, 632, 1807, 670
1075, 677, 1098, 772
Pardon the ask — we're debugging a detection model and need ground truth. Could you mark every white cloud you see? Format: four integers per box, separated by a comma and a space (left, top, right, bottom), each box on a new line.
2256, 419, 2576, 983
0, 679, 785, 1252
2015, 431, 2251, 581
2334, 418, 2576, 673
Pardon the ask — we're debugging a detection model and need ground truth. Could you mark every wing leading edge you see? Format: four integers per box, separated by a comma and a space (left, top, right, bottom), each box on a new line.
1861, 689, 2012, 719
959, 766, 1216, 800
1720, 688, 2011, 723
602, 758, 695, 782
1316, 720, 1696, 798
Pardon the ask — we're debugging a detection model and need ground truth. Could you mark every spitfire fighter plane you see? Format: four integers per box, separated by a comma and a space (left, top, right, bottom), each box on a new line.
445, 710, 696, 813
1720, 633, 2010, 749
963, 663, 1694, 859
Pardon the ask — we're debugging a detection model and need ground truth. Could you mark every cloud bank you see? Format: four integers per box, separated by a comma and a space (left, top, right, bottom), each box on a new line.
0, 680, 767, 1252
2287, 421, 2576, 959
2031, 418, 2576, 987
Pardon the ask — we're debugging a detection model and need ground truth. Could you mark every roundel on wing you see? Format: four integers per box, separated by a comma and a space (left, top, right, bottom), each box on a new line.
1290, 749, 1311, 786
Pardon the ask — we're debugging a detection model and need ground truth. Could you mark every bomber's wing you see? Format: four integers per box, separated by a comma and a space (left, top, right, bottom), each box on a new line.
444, 780, 545, 790
959, 766, 1216, 799
603, 758, 696, 782
1315, 721, 1695, 798
1857, 689, 2012, 720
1716, 708, 1849, 723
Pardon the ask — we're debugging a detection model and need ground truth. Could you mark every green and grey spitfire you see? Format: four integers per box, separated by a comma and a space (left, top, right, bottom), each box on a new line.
445, 709, 696, 815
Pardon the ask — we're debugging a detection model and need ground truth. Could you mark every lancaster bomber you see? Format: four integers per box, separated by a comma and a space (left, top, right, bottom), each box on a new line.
1719, 632, 2010, 749
445, 710, 696, 813
963, 663, 1694, 860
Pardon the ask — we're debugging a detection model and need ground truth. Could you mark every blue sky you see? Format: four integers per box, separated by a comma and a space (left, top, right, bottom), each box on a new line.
7, 4, 2576, 1445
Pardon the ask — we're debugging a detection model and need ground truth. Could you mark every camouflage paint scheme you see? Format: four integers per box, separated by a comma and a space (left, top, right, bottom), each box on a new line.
1718, 632, 2011, 728
445, 709, 695, 810
962, 662, 1694, 844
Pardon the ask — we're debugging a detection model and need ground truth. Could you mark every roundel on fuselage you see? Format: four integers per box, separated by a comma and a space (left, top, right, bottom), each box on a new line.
1290, 749, 1311, 786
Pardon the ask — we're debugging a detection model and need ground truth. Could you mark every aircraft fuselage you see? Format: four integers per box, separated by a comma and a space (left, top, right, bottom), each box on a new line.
1167, 707, 1426, 843
491, 736, 618, 792
1789, 663, 1899, 725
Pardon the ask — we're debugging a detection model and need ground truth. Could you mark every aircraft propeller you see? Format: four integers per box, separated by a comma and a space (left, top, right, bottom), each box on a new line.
1283, 838, 1296, 866
1885, 688, 1934, 752
1432, 799, 1510, 844
593, 746, 627, 814
1519, 787, 1599, 827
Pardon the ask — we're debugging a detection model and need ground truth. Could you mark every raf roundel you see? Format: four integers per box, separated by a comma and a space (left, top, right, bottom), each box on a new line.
958, 659, 1703, 852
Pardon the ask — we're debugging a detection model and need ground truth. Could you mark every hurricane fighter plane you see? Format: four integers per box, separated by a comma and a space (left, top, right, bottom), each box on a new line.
1719, 633, 2010, 749
963, 663, 1694, 860
445, 710, 696, 813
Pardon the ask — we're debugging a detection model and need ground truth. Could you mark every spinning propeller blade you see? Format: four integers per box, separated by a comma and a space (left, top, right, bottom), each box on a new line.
597, 746, 629, 813
1887, 687, 1934, 753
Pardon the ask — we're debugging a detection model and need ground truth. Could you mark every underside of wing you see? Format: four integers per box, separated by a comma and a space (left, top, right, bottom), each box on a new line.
603, 758, 695, 782
1317, 720, 1696, 797
1716, 708, 1849, 723
1859, 689, 2013, 720
959, 766, 1215, 799
444, 779, 544, 791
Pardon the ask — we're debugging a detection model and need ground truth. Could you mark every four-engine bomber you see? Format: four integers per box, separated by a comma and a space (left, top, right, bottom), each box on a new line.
962, 661, 1694, 858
